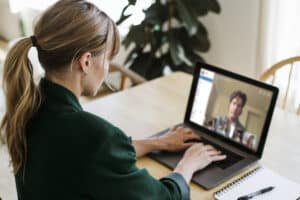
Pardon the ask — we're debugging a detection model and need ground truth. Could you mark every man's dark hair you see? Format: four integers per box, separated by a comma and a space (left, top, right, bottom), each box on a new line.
229, 90, 247, 107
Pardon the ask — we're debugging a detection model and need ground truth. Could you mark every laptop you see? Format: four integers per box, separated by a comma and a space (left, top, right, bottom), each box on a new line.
149, 63, 278, 189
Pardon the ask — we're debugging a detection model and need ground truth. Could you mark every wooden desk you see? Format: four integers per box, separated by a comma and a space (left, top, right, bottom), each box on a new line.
84, 72, 300, 199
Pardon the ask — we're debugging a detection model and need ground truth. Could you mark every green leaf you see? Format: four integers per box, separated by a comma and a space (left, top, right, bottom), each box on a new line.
116, 4, 131, 25
184, 26, 210, 52
124, 47, 142, 64
116, 14, 132, 26
128, 52, 165, 80
181, 63, 195, 74
161, 53, 175, 69
128, 53, 162, 79
196, 21, 208, 36
116, 0, 138, 25
129, 53, 152, 77
172, 26, 210, 53
169, 34, 183, 66
194, 32, 210, 52
128, 0, 137, 5
122, 23, 147, 49
174, 0, 198, 36
209, 0, 221, 13
186, 50, 205, 64
145, 58, 164, 79
183, 0, 221, 16
151, 30, 165, 53
185, 0, 209, 16
144, 2, 167, 25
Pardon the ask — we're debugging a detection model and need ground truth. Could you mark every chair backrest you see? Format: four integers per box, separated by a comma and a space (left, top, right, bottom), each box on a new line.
259, 56, 300, 115
79, 63, 147, 102
109, 63, 146, 90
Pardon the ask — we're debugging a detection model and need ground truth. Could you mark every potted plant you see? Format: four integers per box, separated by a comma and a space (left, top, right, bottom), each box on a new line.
117, 0, 221, 79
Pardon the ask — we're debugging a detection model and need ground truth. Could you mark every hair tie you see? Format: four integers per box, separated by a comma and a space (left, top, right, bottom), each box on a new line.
30, 36, 38, 47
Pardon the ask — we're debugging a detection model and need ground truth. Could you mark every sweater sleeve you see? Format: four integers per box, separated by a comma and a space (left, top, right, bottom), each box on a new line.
86, 127, 190, 200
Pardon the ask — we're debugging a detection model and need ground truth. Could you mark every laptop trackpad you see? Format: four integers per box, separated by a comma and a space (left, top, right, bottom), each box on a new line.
149, 150, 184, 170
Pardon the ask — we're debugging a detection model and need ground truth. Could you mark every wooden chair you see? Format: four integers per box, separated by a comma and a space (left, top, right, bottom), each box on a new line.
108, 63, 146, 91
259, 56, 300, 115
88, 63, 147, 100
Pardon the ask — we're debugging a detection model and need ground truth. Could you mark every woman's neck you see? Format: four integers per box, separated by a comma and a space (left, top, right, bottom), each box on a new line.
45, 72, 82, 98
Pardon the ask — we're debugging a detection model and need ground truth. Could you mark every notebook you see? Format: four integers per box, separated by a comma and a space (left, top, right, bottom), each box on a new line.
214, 167, 300, 200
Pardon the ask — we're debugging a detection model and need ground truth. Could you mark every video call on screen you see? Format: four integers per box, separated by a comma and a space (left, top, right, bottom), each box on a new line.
190, 68, 273, 151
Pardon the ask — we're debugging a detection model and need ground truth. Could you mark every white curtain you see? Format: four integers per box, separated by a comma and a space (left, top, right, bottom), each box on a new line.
258, 0, 300, 113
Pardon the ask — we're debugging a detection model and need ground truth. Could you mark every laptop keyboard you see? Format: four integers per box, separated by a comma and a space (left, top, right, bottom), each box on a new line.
150, 126, 244, 169
200, 138, 244, 169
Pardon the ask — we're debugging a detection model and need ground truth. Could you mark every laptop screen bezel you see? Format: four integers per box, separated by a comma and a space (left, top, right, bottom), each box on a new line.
184, 63, 278, 158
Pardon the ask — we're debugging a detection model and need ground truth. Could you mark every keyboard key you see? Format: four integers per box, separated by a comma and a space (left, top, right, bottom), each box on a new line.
200, 138, 244, 169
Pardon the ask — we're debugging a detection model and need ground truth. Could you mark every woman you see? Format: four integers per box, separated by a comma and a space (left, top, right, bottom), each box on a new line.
0, 1, 225, 199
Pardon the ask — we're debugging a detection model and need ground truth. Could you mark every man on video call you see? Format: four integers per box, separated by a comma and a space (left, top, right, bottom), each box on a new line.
205, 90, 247, 143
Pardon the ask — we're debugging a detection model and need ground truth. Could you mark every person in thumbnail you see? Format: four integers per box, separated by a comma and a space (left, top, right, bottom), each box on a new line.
245, 135, 256, 150
205, 90, 247, 143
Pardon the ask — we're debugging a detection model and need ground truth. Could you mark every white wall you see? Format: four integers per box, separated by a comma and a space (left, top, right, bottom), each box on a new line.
0, 0, 22, 40
200, 0, 261, 78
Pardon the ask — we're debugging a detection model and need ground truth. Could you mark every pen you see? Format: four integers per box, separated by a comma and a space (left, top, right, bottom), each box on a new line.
237, 186, 274, 200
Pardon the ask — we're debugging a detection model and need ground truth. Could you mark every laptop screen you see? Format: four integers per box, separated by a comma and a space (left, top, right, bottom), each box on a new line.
187, 64, 278, 154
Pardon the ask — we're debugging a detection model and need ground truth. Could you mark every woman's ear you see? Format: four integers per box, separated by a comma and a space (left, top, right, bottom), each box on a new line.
78, 52, 92, 75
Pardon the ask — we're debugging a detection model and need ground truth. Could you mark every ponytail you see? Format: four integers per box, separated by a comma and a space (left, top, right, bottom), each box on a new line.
0, 37, 41, 174
0, 0, 120, 174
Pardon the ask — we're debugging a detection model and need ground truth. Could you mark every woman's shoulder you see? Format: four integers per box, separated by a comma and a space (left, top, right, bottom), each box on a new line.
68, 111, 134, 159
68, 110, 115, 131
66, 110, 126, 139
71, 110, 113, 126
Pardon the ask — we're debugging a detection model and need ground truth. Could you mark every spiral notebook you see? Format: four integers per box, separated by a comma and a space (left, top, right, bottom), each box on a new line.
214, 167, 300, 200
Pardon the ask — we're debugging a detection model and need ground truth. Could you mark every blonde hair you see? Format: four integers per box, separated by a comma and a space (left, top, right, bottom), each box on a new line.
0, 0, 120, 174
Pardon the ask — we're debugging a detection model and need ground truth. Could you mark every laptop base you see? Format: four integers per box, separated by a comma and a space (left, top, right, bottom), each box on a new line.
148, 125, 258, 189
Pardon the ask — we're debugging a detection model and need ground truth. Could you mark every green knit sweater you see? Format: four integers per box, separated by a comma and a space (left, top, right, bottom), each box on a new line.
15, 79, 189, 200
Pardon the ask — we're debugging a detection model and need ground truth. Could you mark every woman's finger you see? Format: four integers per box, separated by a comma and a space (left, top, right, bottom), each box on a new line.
183, 133, 201, 141
211, 154, 227, 161
181, 127, 191, 133
169, 126, 177, 132
182, 142, 195, 149
206, 150, 223, 157
201, 145, 216, 152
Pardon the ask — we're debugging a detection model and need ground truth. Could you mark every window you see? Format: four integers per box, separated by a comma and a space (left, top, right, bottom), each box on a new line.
9, 0, 153, 35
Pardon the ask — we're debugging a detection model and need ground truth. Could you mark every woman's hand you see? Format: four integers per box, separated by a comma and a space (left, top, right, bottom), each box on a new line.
174, 143, 226, 183
158, 126, 201, 152
132, 126, 201, 157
